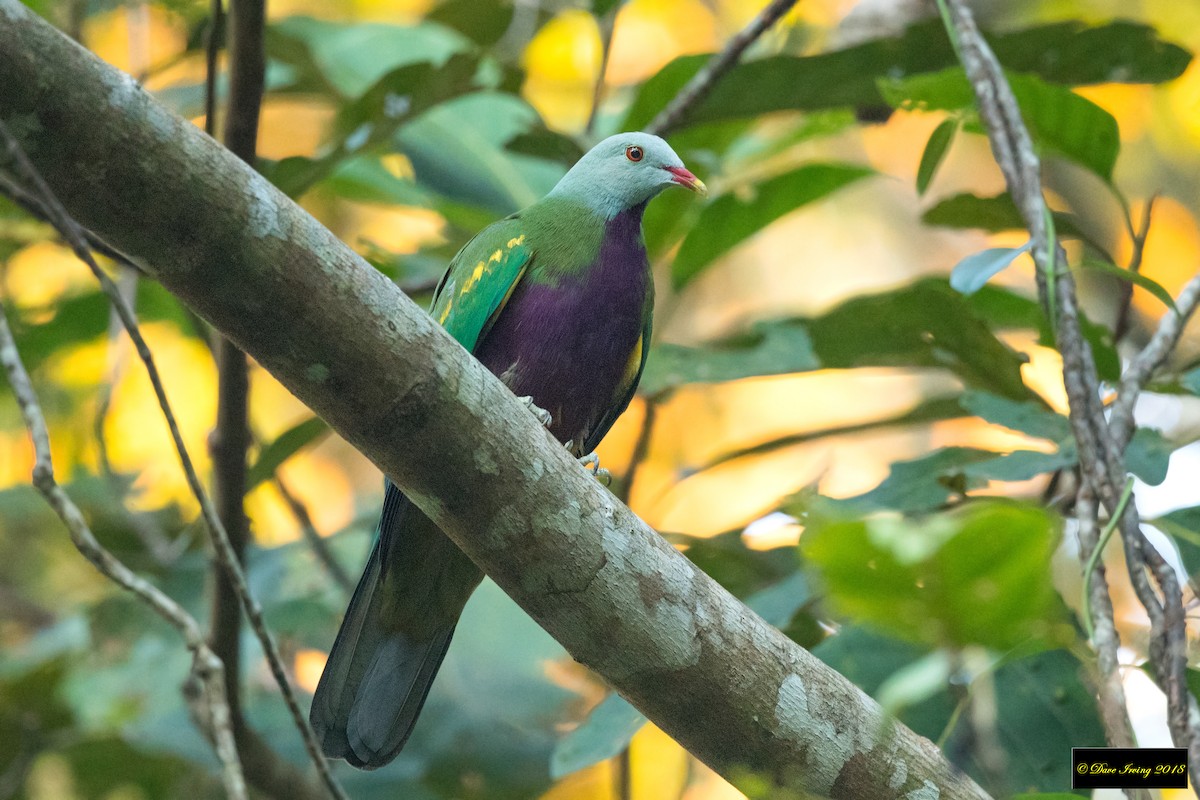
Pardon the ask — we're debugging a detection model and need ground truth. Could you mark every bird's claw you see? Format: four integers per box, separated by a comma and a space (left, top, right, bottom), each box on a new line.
518, 396, 553, 429
578, 452, 611, 485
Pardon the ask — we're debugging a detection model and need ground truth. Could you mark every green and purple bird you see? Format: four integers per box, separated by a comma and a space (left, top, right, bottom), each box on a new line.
309, 132, 705, 769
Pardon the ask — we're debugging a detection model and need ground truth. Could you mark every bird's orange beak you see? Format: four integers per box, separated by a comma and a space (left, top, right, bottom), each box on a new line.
666, 166, 707, 196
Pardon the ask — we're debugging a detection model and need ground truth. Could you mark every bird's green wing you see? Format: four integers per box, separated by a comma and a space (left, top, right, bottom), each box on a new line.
430, 220, 532, 352
581, 311, 653, 456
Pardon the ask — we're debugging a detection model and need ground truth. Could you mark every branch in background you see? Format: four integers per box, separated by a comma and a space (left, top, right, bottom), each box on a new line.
936, 0, 1200, 787
273, 471, 354, 593
1112, 195, 1157, 343
204, 0, 223, 138
585, 3, 620, 138
646, 0, 800, 136
0, 121, 346, 800
0, 303, 248, 800
1074, 484, 1138, 751
1109, 272, 1200, 448
0, 10, 994, 794
203, 2, 333, 798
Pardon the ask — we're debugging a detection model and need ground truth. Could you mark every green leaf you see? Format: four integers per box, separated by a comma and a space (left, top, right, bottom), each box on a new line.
663, 530, 799, 599
550, 693, 646, 778
1182, 368, 1200, 395
267, 17, 473, 98
426, 0, 514, 47
804, 442, 1076, 516
965, 282, 1120, 382
246, 416, 331, 491
880, 69, 1120, 182
959, 390, 1069, 441
621, 19, 1191, 132
923, 193, 1087, 242
671, 163, 873, 288
1125, 427, 1173, 486
640, 321, 819, 396
805, 447, 994, 514
265, 54, 483, 198
1080, 258, 1178, 313
642, 280, 1031, 399
815, 629, 1105, 795
802, 501, 1069, 651
743, 571, 811, 629
1146, 507, 1200, 597
949, 243, 1032, 295
397, 93, 562, 214
917, 118, 957, 195
503, 128, 586, 166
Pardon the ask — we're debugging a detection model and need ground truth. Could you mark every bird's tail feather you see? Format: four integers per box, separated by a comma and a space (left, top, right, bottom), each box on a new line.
309, 487, 467, 770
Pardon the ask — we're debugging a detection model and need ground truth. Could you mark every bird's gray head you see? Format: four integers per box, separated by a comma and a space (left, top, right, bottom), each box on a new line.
548, 132, 706, 218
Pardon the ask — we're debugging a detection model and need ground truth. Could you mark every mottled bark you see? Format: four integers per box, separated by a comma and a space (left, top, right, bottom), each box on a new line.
0, 4, 989, 797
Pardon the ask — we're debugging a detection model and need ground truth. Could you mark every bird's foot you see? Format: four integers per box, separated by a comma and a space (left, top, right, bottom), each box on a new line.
578, 452, 611, 485
518, 396, 553, 429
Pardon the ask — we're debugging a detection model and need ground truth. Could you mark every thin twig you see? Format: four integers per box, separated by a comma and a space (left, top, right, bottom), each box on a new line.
0, 172, 149, 275
0, 304, 247, 800
273, 471, 354, 593
0, 120, 348, 800
646, 0, 800, 136
615, 400, 656, 506
1110, 271, 1200, 448
1113, 194, 1157, 343
585, 4, 620, 137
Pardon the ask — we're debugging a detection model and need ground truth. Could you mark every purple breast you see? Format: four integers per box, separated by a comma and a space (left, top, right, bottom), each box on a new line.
474, 205, 650, 452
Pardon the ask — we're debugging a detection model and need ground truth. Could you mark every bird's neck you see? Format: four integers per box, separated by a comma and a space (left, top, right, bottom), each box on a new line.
547, 174, 649, 220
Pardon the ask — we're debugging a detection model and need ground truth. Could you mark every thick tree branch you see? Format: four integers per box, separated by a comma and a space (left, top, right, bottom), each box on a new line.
0, 6, 990, 796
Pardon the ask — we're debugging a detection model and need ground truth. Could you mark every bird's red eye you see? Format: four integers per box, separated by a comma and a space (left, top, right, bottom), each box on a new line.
625, 145, 644, 162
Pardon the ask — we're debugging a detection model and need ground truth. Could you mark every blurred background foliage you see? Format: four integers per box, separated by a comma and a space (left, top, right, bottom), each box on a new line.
2, 0, 1200, 797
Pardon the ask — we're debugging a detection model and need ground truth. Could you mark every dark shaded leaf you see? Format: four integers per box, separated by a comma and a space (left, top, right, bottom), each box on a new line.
641, 321, 819, 396
246, 416, 330, 490
643, 280, 1031, 399
959, 390, 1069, 441
1147, 506, 1200, 590
880, 69, 1120, 182
815, 629, 1103, 795
622, 19, 1191, 131
917, 117, 957, 195
672, 163, 873, 287
923, 193, 1086, 242
503, 128, 586, 166
663, 530, 799, 599
965, 283, 1120, 382
1081, 258, 1177, 313
427, 0, 513, 47
1125, 427, 1173, 486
